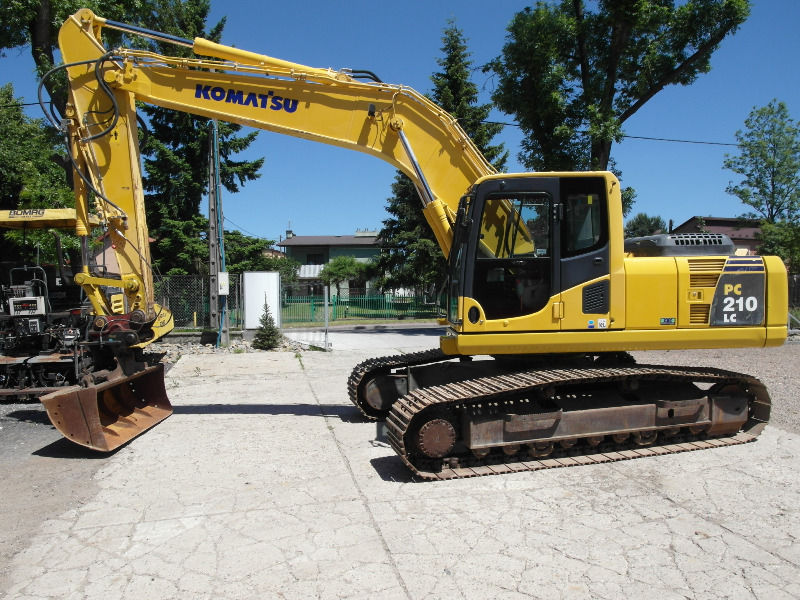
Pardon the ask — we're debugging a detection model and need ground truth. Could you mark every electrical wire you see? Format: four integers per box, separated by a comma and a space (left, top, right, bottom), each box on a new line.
27, 79, 742, 148
621, 134, 738, 147
483, 119, 740, 147
223, 216, 272, 240
0, 101, 41, 108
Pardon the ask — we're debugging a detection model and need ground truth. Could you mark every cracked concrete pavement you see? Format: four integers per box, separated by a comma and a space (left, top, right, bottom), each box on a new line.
1, 329, 799, 599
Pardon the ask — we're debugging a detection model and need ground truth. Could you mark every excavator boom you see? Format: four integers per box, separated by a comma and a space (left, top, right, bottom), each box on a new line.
43, 8, 496, 451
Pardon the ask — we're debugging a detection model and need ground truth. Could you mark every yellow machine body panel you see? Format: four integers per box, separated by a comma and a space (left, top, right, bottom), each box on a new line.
441, 170, 787, 357
442, 252, 787, 355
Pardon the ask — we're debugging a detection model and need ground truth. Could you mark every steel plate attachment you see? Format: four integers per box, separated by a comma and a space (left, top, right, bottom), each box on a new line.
40, 363, 172, 451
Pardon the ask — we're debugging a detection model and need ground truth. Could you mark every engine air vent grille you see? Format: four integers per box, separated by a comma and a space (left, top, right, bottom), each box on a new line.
582, 280, 609, 314
689, 304, 710, 325
690, 273, 721, 288
688, 258, 726, 272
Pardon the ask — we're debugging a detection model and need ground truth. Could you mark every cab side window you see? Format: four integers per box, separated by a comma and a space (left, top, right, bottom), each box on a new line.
561, 178, 607, 257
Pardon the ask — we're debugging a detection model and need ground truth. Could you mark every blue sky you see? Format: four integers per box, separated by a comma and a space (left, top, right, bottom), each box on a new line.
2, 0, 798, 242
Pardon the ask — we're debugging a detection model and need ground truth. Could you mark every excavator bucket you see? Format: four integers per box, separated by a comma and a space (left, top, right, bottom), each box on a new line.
40, 364, 172, 452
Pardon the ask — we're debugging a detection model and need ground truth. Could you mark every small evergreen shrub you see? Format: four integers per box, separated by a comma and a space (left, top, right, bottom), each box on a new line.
252, 299, 282, 350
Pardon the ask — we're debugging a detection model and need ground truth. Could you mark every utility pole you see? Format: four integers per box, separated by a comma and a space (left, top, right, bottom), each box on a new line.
208, 120, 229, 346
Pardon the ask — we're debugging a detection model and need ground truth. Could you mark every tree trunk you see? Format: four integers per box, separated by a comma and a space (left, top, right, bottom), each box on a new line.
31, 0, 67, 115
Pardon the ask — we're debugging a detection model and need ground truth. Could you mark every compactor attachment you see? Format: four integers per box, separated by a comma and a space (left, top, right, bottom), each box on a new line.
40, 364, 172, 452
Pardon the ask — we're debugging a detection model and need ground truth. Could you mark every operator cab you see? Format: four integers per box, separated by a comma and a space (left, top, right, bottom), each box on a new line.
447, 174, 611, 327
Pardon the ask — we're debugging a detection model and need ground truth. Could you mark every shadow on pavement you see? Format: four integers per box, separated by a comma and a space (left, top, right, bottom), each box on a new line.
33, 438, 116, 459
4, 408, 51, 425
172, 403, 364, 422
345, 326, 445, 337
369, 455, 416, 483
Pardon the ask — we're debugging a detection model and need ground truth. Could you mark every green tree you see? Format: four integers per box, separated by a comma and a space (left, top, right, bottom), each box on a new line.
320, 255, 366, 296
222, 230, 299, 282
0, 0, 264, 276
0, 83, 76, 262
723, 99, 800, 273
150, 214, 209, 276
758, 221, 800, 274
251, 298, 282, 350
376, 21, 507, 292
624, 212, 667, 238
0, 0, 146, 112
139, 0, 263, 276
375, 175, 444, 292
0, 2, 161, 266
723, 100, 800, 223
488, 0, 750, 215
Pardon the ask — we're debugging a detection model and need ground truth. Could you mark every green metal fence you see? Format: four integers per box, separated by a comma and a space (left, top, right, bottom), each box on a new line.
156, 275, 442, 328
281, 292, 442, 324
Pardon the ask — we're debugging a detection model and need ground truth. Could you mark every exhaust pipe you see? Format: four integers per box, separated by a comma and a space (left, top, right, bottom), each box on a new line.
40, 363, 172, 451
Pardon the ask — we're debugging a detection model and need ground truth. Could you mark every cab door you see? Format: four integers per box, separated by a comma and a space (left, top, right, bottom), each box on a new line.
557, 176, 612, 330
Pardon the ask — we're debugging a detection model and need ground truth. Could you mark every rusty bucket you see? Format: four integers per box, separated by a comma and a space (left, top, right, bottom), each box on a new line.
40, 363, 172, 452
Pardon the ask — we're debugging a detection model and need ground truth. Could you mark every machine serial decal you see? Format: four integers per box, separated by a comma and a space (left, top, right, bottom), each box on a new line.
194, 84, 299, 113
660, 317, 676, 326
710, 258, 766, 326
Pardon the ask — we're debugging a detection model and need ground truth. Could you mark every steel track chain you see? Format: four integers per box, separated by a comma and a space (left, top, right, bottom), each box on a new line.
385, 364, 771, 480
346, 347, 450, 419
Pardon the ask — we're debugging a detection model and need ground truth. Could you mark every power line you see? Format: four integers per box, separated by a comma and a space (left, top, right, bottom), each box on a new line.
5, 97, 741, 146
484, 120, 739, 147
0, 101, 41, 108
622, 134, 738, 147
223, 216, 272, 241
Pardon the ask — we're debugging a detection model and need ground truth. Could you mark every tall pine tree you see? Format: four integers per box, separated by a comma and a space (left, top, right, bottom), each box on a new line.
376, 21, 507, 292
139, 0, 264, 275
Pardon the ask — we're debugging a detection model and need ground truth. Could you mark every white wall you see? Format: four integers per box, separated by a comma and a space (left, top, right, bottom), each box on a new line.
243, 272, 281, 329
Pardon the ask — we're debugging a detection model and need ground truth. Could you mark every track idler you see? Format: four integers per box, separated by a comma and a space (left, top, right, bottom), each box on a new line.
40, 363, 172, 451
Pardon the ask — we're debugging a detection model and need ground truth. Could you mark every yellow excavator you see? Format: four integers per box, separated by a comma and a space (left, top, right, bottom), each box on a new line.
45, 9, 787, 477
